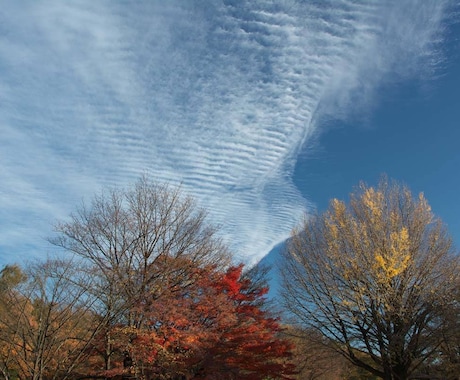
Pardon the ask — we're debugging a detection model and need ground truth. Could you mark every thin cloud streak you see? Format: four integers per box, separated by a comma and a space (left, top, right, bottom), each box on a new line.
0, 0, 454, 264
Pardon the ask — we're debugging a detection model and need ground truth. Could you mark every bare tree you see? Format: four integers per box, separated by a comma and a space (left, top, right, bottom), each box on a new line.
283, 327, 350, 380
0, 259, 106, 380
50, 177, 231, 371
425, 282, 460, 379
281, 177, 460, 380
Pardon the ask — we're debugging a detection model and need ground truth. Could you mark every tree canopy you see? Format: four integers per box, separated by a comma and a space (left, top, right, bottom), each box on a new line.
0, 178, 296, 380
281, 177, 460, 380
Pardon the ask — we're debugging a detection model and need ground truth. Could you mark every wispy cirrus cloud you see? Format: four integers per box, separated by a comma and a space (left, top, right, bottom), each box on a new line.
0, 0, 455, 264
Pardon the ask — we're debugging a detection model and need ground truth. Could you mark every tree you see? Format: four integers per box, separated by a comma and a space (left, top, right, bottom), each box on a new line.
121, 263, 296, 379
281, 177, 460, 380
283, 327, 350, 380
0, 259, 105, 380
421, 282, 460, 379
52, 177, 230, 306
0, 265, 27, 380
51, 177, 231, 372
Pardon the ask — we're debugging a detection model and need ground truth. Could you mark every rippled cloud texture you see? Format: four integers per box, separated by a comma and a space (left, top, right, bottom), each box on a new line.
0, 1, 455, 264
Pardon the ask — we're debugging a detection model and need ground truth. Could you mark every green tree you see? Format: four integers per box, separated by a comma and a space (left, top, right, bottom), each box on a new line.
281, 177, 459, 380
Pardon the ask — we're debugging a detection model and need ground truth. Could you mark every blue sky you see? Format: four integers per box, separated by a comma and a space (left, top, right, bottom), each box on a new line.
294, 21, 460, 244
1, 1, 459, 267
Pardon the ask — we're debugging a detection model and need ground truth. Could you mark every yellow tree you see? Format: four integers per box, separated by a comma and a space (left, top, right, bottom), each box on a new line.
0, 259, 107, 380
281, 177, 459, 380
0, 265, 27, 380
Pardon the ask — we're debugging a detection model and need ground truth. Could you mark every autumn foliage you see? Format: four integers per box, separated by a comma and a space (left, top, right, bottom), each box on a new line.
0, 261, 295, 380
5, 177, 458, 380
282, 176, 460, 380
85, 264, 295, 379
0, 180, 298, 380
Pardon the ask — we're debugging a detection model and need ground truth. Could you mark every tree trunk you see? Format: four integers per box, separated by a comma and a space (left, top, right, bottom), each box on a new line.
383, 364, 408, 380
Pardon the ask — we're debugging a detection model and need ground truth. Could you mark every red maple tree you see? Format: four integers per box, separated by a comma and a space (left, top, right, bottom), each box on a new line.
130, 264, 296, 379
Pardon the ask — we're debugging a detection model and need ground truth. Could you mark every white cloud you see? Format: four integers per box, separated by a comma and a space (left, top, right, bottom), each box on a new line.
0, 0, 454, 265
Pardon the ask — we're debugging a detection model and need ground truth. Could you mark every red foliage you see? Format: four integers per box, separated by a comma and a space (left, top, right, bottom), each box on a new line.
131, 264, 296, 379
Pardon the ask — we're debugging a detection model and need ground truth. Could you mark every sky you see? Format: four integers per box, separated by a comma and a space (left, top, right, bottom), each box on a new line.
1, 1, 459, 268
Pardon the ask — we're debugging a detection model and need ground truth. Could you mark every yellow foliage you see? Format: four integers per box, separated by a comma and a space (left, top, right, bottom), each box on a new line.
327, 221, 339, 241
390, 211, 400, 229
362, 188, 383, 219
329, 199, 347, 228
373, 227, 412, 280
322, 182, 427, 292
284, 175, 459, 380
